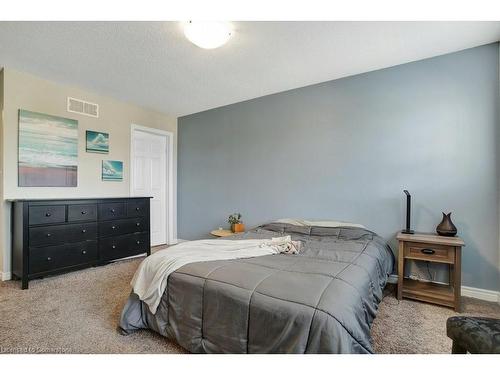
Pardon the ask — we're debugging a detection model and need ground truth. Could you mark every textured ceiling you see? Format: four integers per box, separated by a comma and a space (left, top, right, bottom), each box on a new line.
0, 21, 499, 117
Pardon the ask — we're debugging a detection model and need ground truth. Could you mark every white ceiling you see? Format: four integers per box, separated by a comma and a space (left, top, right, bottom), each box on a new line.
0, 21, 499, 117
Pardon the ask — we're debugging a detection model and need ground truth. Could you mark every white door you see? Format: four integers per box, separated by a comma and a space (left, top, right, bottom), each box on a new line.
131, 129, 168, 246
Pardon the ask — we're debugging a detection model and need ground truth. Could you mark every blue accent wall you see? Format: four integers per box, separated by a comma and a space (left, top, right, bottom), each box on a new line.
178, 43, 500, 291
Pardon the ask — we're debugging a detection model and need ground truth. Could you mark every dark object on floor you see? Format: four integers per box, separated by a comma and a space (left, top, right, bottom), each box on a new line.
10, 197, 151, 289
446, 316, 500, 353
401, 190, 414, 234
436, 212, 457, 237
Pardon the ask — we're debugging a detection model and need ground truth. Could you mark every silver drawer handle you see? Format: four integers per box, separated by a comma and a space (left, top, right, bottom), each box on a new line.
136, 241, 141, 245
82, 229, 87, 233
82, 250, 87, 254
421, 248, 435, 255
110, 209, 115, 213
112, 226, 116, 230
135, 207, 140, 211
46, 233, 51, 237
45, 212, 51, 217
112, 245, 116, 249
81, 211, 87, 215
47, 257, 52, 261
136, 223, 140, 226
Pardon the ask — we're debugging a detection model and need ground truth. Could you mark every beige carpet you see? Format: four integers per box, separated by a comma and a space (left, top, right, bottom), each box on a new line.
1, 256, 499, 354
372, 286, 500, 353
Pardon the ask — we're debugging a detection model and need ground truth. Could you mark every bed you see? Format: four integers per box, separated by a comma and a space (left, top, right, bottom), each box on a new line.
119, 222, 394, 353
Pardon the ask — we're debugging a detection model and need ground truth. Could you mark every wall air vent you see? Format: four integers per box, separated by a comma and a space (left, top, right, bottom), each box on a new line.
67, 97, 99, 118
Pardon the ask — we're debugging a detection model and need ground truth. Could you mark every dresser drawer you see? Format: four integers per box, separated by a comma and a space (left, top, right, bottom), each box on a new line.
29, 223, 97, 247
68, 204, 97, 222
99, 232, 149, 261
127, 199, 148, 217
98, 202, 126, 221
403, 241, 455, 264
99, 217, 148, 238
29, 205, 66, 225
29, 241, 98, 275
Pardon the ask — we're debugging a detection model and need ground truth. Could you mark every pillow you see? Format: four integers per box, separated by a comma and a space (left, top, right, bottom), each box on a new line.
274, 218, 365, 229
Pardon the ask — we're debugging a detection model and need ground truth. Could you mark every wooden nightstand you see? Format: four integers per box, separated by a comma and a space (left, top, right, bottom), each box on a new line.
396, 232, 465, 312
210, 229, 236, 237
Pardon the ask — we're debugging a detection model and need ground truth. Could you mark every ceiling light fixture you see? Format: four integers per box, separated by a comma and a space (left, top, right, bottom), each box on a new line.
183, 21, 232, 49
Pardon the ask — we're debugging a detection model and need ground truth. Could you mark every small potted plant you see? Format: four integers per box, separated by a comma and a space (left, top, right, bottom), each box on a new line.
228, 213, 245, 233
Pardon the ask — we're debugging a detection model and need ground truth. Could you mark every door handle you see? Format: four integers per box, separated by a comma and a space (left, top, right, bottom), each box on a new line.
421, 248, 435, 255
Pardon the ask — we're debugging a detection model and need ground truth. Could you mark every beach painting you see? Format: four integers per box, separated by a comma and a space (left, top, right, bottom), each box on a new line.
102, 160, 123, 181
18, 109, 78, 187
86, 130, 109, 153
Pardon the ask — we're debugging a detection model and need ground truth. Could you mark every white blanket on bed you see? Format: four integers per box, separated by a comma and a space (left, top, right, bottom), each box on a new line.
131, 236, 300, 314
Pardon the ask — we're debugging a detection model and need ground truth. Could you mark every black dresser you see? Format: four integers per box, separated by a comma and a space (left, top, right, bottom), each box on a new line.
11, 197, 151, 289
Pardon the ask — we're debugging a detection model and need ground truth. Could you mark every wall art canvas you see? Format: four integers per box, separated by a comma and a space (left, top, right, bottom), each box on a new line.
86, 130, 109, 153
102, 160, 123, 181
18, 109, 78, 187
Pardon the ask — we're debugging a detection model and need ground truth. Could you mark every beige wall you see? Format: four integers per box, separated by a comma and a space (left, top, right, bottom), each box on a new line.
0, 68, 177, 278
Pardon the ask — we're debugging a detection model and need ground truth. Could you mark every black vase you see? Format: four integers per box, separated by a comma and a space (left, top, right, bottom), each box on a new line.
436, 212, 457, 237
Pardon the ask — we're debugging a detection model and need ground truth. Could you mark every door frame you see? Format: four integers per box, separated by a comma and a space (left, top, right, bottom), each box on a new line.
130, 124, 176, 245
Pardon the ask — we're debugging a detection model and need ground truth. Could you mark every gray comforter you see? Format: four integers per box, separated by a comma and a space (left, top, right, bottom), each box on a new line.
119, 223, 394, 353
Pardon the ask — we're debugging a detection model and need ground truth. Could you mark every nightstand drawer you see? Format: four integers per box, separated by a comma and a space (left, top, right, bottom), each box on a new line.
403, 241, 455, 264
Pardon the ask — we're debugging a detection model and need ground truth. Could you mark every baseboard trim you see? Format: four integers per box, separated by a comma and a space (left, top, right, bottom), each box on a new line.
387, 274, 398, 284
461, 285, 500, 303
388, 274, 500, 303
1, 271, 12, 281
173, 238, 188, 244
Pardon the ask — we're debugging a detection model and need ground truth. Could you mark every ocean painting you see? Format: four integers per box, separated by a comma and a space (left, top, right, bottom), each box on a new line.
18, 109, 78, 187
86, 130, 109, 153
102, 160, 123, 181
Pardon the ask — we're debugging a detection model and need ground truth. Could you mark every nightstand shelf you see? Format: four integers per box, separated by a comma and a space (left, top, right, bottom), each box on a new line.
402, 279, 455, 308
397, 232, 465, 312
